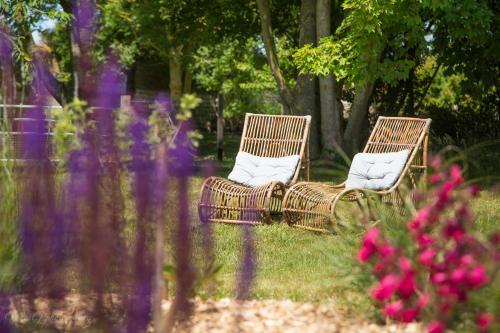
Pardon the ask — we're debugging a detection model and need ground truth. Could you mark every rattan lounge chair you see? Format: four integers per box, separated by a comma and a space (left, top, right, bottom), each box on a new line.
198, 113, 311, 225
283, 116, 431, 232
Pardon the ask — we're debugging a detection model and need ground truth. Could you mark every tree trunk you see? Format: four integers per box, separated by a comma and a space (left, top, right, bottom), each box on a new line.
69, 30, 81, 100
406, 68, 415, 116
68, 0, 96, 101
316, 0, 343, 159
169, 45, 183, 108
342, 82, 375, 157
256, 0, 320, 158
297, 0, 320, 159
183, 70, 192, 94
216, 93, 224, 161
256, 0, 295, 114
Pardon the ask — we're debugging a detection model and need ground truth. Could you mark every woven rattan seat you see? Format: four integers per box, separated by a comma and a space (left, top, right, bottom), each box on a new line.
283, 116, 431, 232
198, 113, 311, 224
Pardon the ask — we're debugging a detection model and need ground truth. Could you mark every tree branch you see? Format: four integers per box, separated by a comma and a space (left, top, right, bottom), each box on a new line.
256, 0, 295, 114
414, 62, 442, 111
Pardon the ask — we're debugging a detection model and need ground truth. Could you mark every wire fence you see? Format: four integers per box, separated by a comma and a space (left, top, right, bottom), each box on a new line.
0, 104, 62, 163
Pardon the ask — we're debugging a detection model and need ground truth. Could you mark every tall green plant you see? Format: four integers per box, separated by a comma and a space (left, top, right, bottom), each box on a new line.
0, 165, 20, 290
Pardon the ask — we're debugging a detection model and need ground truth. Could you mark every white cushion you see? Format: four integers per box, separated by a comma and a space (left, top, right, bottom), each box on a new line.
228, 152, 300, 187
345, 150, 410, 190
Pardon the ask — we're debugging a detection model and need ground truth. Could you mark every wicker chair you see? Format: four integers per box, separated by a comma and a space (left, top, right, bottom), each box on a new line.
283, 116, 431, 232
198, 113, 311, 225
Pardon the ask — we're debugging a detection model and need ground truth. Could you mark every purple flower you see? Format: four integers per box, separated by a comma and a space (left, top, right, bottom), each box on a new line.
236, 226, 256, 300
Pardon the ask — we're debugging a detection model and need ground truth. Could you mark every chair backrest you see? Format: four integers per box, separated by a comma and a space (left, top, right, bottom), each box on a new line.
239, 113, 311, 184
364, 116, 432, 190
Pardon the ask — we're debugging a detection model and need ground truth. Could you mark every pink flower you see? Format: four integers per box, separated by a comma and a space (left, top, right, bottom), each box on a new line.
417, 234, 435, 247
408, 208, 431, 231
383, 300, 404, 317
437, 284, 453, 297
378, 243, 396, 258
400, 307, 420, 323
359, 227, 382, 263
456, 204, 472, 222
443, 221, 465, 241
371, 274, 399, 301
450, 267, 467, 284
460, 254, 475, 266
469, 184, 480, 197
372, 261, 386, 275
429, 173, 442, 184
417, 293, 429, 309
428, 321, 445, 333
398, 272, 416, 299
363, 227, 380, 246
440, 302, 452, 315
399, 256, 413, 273
408, 219, 422, 232
430, 156, 442, 169
358, 243, 376, 263
467, 265, 489, 288
450, 164, 463, 185
431, 272, 447, 284
444, 249, 460, 263
418, 247, 436, 267
454, 287, 467, 302
476, 312, 493, 331
436, 181, 454, 209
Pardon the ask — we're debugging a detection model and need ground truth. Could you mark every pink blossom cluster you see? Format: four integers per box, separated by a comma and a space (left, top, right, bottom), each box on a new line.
358, 162, 499, 332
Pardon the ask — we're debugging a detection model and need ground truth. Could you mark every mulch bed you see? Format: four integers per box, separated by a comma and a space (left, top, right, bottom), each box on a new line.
8, 295, 425, 332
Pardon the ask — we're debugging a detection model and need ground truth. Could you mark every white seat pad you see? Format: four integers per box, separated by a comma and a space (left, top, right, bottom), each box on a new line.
345, 150, 410, 190
228, 152, 300, 187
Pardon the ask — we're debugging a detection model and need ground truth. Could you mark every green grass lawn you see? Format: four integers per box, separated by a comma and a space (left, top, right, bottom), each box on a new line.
191, 132, 500, 313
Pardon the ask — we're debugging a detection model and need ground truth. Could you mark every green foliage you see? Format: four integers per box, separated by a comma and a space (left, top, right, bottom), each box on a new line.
148, 103, 175, 145
191, 38, 287, 120
0, 0, 70, 98
51, 98, 90, 160
0, 166, 20, 290
178, 94, 202, 121
95, 0, 259, 67
432, 0, 499, 95
294, 0, 498, 92
413, 57, 500, 148
294, 0, 425, 85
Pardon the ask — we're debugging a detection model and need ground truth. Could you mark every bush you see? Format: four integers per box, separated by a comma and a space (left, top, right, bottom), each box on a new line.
358, 162, 499, 332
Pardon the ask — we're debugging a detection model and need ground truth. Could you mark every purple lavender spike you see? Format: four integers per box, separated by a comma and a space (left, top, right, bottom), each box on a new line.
93, 54, 125, 166
151, 95, 171, 330
0, 27, 12, 56
161, 124, 196, 327
236, 225, 256, 300
0, 293, 12, 333
124, 98, 155, 332
18, 55, 67, 301
21, 59, 50, 161
0, 25, 18, 122
155, 93, 173, 115
199, 160, 216, 295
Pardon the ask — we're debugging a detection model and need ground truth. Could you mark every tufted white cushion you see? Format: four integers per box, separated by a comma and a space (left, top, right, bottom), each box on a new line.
345, 150, 410, 190
228, 152, 300, 187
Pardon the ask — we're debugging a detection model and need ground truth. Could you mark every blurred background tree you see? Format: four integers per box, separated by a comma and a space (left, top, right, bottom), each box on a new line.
1, 0, 499, 160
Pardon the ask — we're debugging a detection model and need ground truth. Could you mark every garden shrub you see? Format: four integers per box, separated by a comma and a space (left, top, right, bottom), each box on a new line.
358, 161, 499, 332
